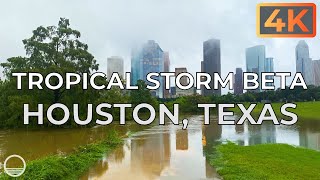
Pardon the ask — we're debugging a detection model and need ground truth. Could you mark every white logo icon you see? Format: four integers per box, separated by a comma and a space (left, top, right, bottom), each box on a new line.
3, 155, 26, 177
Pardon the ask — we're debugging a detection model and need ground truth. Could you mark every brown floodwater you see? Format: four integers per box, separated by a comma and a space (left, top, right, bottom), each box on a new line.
1, 115, 320, 179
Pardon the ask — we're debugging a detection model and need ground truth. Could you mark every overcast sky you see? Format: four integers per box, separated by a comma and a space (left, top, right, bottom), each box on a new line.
0, 0, 319, 93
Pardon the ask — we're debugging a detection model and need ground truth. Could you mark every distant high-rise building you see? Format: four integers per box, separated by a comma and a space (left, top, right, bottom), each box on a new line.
201, 61, 205, 95
131, 132, 170, 176
313, 60, 320, 86
265, 57, 274, 72
107, 56, 124, 79
175, 67, 188, 86
163, 52, 170, 98
296, 40, 314, 85
234, 68, 243, 95
175, 67, 195, 97
170, 86, 176, 98
131, 40, 165, 98
202, 39, 221, 96
246, 45, 266, 92
265, 57, 274, 87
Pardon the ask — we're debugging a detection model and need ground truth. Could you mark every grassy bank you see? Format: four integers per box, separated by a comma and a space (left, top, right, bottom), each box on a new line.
0, 130, 122, 180
210, 143, 320, 180
233, 101, 320, 120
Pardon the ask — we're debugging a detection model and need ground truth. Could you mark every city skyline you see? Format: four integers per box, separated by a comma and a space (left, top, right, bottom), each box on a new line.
0, 1, 319, 180
1, 0, 320, 92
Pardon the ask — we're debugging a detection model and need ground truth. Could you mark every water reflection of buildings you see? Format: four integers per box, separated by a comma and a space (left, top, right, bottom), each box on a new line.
235, 124, 245, 134
82, 117, 320, 179
202, 122, 222, 148
212, 121, 279, 146
299, 122, 320, 150
131, 132, 170, 178
214, 120, 320, 150
248, 123, 276, 145
176, 130, 188, 150
235, 124, 245, 145
202, 122, 222, 179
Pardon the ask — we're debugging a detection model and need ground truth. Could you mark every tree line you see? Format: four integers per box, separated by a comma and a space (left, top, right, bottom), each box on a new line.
164, 85, 320, 113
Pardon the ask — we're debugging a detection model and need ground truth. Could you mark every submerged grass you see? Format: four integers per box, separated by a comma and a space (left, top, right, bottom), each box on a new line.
0, 130, 122, 180
209, 143, 320, 180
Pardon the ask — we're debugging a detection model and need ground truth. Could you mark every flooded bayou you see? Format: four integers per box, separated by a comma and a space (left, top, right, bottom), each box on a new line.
1, 115, 320, 179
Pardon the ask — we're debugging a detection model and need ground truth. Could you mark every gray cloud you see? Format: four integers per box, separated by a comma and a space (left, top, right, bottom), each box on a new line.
1, 0, 319, 93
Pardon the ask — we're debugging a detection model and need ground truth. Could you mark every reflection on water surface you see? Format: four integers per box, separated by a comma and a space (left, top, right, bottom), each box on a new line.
1, 115, 320, 179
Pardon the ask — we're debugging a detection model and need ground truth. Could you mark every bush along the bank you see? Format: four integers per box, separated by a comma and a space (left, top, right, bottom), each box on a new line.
0, 130, 122, 180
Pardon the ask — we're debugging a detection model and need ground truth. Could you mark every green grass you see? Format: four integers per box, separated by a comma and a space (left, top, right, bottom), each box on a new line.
0, 130, 122, 180
209, 143, 320, 180
233, 101, 320, 120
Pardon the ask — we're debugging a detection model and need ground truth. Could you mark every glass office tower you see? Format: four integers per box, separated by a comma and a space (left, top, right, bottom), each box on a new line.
234, 68, 243, 95
296, 40, 314, 85
131, 40, 164, 98
163, 52, 170, 98
313, 60, 320, 86
202, 38, 221, 96
246, 45, 266, 92
265, 57, 274, 87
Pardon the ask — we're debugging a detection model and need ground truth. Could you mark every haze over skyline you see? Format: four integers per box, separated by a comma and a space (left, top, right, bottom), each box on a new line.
1, 0, 319, 93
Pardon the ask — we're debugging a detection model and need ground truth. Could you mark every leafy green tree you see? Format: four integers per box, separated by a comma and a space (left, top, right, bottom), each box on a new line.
130, 80, 158, 108
243, 92, 256, 102
0, 18, 99, 127
175, 95, 210, 113
2, 18, 98, 103
96, 87, 130, 120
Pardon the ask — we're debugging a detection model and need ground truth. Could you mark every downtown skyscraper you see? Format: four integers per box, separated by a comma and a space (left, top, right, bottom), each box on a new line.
163, 52, 170, 98
265, 57, 274, 87
313, 60, 320, 86
265, 57, 274, 72
175, 67, 195, 97
131, 40, 165, 98
201, 38, 221, 96
246, 45, 266, 92
296, 40, 314, 85
234, 68, 243, 95
107, 56, 124, 79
